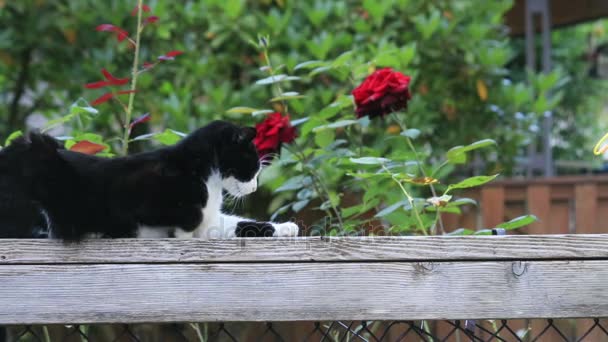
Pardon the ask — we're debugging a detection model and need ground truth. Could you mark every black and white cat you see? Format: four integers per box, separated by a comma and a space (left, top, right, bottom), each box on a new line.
0, 120, 299, 240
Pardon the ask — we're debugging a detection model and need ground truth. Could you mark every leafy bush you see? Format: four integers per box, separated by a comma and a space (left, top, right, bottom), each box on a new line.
6, 0, 590, 233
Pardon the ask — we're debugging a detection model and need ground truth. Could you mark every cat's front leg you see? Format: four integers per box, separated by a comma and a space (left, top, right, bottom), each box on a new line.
271, 221, 300, 237
231, 215, 300, 238
194, 213, 299, 239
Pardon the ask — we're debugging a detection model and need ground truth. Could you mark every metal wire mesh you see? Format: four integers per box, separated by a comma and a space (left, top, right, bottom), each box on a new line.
2, 319, 607, 342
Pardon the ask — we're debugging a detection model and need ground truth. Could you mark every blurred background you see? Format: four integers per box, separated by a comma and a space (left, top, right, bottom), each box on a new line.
1, 0, 608, 234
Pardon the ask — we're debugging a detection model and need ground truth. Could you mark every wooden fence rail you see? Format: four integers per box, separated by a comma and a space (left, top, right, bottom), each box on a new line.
0, 235, 607, 325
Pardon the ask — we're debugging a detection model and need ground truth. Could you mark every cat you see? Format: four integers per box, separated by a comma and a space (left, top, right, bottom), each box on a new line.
0, 120, 299, 240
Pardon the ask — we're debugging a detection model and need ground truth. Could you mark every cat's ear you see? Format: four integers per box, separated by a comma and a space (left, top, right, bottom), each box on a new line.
236, 127, 257, 143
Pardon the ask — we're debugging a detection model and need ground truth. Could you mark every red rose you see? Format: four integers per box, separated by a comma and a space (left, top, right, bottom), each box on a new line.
254, 113, 297, 156
352, 68, 412, 119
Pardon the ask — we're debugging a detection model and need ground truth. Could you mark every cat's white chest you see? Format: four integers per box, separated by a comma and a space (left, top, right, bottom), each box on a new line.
193, 172, 223, 238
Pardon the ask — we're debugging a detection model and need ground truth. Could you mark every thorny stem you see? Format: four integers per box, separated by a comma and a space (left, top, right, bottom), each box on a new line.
390, 113, 445, 235
121, 0, 143, 156
382, 165, 427, 235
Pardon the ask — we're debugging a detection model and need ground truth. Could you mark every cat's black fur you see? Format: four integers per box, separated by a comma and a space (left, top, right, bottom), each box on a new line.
0, 120, 261, 240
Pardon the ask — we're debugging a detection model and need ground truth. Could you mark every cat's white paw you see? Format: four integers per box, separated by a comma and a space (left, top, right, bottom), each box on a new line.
174, 228, 194, 239
273, 222, 300, 237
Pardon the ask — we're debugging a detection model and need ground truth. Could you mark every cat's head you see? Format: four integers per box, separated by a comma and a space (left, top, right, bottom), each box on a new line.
184, 121, 260, 197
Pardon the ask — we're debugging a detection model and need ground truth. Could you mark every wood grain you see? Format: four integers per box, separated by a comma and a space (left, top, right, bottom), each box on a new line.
0, 260, 606, 324
1, 235, 608, 264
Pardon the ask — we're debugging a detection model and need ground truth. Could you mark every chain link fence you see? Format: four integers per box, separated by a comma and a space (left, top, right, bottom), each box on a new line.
2, 319, 607, 342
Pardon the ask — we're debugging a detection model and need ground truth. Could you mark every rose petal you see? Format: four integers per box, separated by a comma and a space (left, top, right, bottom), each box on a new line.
351, 68, 412, 118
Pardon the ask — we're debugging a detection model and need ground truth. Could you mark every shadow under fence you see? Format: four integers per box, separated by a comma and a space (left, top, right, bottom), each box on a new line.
3, 319, 608, 342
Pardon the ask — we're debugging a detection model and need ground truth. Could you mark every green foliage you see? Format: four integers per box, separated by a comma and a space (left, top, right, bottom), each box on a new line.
1, 0, 599, 235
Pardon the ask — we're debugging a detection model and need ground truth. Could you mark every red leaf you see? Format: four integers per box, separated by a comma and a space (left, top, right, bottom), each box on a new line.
101, 68, 129, 85
158, 50, 184, 61
70, 140, 106, 155
165, 50, 183, 57
143, 61, 155, 69
116, 29, 129, 42
96, 24, 131, 43
91, 92, 114, 106
129, 112, 151, 129
96, 24, 118, 32
131, 4, 151, 16
85, 81, 112, 89
145, 16, 159, 24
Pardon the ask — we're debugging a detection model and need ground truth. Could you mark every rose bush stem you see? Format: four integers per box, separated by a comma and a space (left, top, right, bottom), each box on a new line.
260, 44, 343, 232
383, 165, 427, 235
309, 169, 344, 231
121, 0, 143, 156
391, 113, 445, 235
261, 47, 289, 115
284, 144, 343, 231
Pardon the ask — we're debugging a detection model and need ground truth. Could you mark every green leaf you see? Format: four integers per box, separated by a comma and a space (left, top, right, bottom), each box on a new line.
292, 200, 310, 212
275, 175, 312, 192
331, 50, 354, 67
446, 198, 478, 207
401, 128, 421, 140
226, 106, 261, 114
314, 129, 335, 148
252, 110, 275, 117
312, 120, 359, 132
346, 172, 392, 179
4, 131, 23, 147
375, 200, 408, 217
496, 215, 538, 230
154, 129, 183, 146
309, 66, 333, 76
446, 139, 497, 164
70, 104, 98, 116
270, 92, 306, 102
446, 228, 475, 236
349, 157, 391, 165
447, 174, 499, 191
255, 74, 300, 85
291, 117, 309, 126
294, 60, 327, 70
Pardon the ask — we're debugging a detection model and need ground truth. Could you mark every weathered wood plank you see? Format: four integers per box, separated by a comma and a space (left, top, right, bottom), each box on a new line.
1, 235, 608, 264
0, 260, 606, 324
